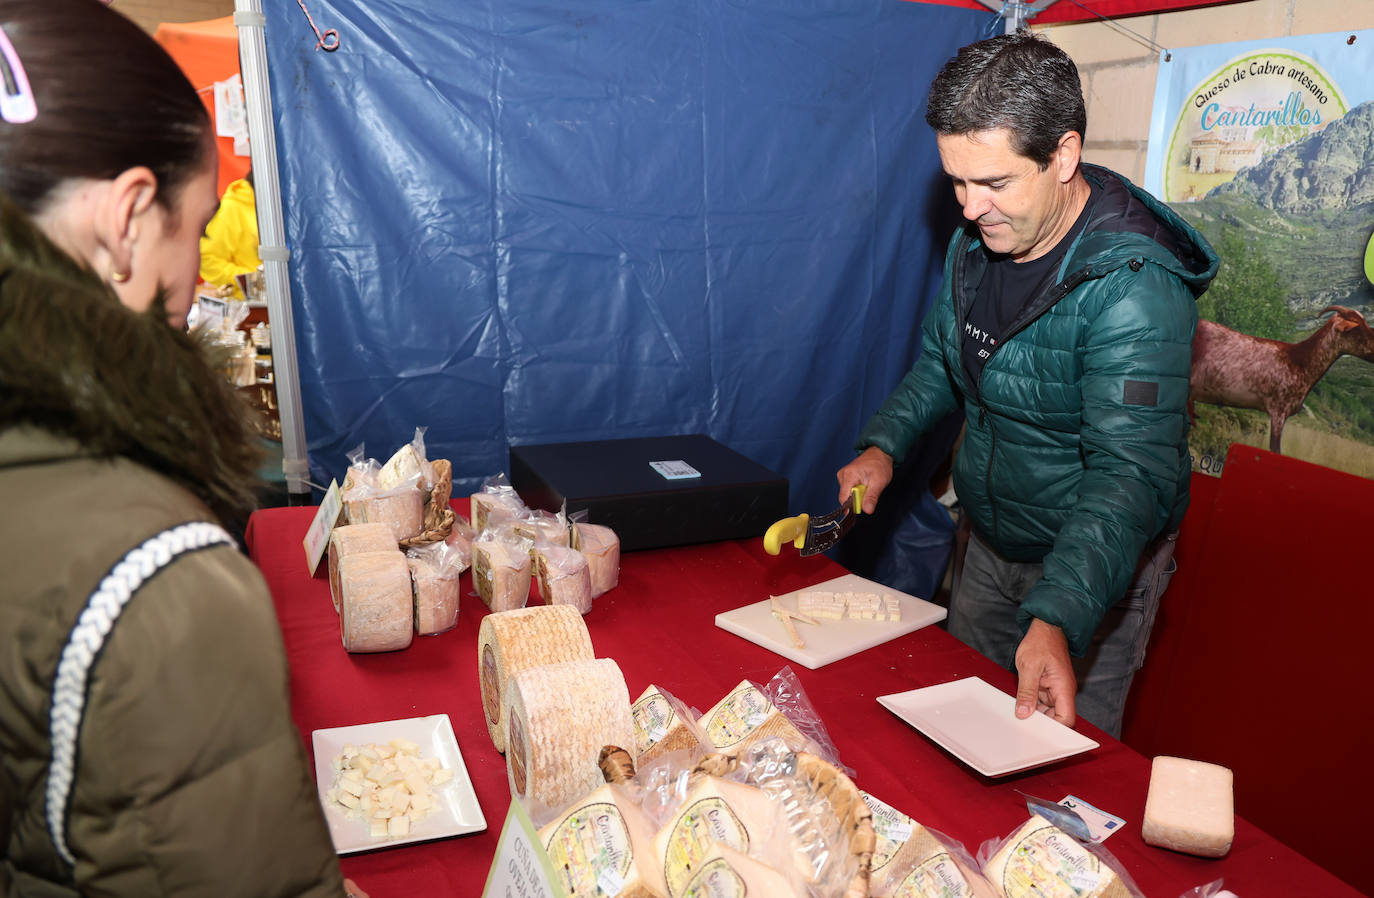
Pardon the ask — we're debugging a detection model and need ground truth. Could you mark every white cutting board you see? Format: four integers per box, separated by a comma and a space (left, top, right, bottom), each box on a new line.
714, 573, 947, 669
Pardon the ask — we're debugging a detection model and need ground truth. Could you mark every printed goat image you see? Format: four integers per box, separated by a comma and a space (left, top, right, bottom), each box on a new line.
1189, 306, 1374, 453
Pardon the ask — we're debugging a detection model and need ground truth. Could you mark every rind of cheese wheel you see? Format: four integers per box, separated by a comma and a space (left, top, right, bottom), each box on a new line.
338, 550, 414, 653
533, 544, 592, 614
505, 658, 635, 816
982, 817, 1130, 898
408, 556, 460, 635
632, 684, 707, 763
472, 527, 532, 612
574, 522, 620, 597
699, 680, 807, 756
678, 842, 803, 898
538, 783, 669, 898
477, 605, 595, 752
344, 486, 425, 541
654, 775, 810, 897
329, 523, 397, 613
1141, 756, 1234, 858
471, 489, 528, 532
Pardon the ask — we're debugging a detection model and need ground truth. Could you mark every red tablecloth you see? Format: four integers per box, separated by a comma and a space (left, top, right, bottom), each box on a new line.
246, 501, 1357, 898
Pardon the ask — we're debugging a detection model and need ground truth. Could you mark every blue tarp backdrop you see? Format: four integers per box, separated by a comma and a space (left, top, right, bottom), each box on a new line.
263, 0, 987, 587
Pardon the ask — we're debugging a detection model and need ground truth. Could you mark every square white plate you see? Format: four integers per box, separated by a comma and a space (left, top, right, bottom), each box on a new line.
311, 714, 486, 854
877, 677, 1098, 777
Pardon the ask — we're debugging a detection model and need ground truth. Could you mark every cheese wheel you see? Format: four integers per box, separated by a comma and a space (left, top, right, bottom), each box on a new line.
408, 555, 460, 635
538, 783, 669, 898
1142, 756, 1234, 858
982, 817, 1130, 898
472, 526, 532, 612
477, 605, 595, 752
338, 550, 414, 653
632, 684, 707, 763
533, 544, 592, 614
505, 658, 635, 816
700, 680, 807, 757
574, 522, 620, 597
678, 842, 802, 898
344, 486, 425, 541
471, 489, 527, 532
328, 523, 397, 613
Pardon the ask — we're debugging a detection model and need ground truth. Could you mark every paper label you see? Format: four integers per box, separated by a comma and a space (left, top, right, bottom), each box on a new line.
631, 691, 676, 751
543, 801, 634, 896
703, 684, 774, 747
895, 852, 974, 898
680, 858, 746, 897
302, 480, 342, 575
662, 797, 748, 894
482, 799, 568, 898
1058, 795, 1126, 843
649, 459, 701, 480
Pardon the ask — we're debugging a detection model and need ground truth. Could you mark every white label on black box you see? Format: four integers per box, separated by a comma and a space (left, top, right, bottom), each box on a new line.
649, 460, 701, 480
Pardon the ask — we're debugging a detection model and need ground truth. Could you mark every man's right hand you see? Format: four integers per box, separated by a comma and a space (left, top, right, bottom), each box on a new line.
837, 447, 893, 513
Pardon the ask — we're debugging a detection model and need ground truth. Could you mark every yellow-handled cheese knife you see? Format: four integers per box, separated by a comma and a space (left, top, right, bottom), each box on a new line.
763, 484, 866, 556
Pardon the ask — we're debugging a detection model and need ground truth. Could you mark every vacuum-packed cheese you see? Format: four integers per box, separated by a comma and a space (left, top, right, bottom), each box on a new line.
1142, 756, 1234, 858
533, 544, 592, 614
864, 793, 993, 898
982, 817, 1130, 898
700, 680, 807, 757
329, 523, 397, 613
632, 684, 707, 763
444, 515, 477, 567
338, 550, 414, 653
514, 509, 571, 548
477, 604, 595, 752
407, 550, 461, 636
344, 484, 425, 542
538, 783, 669, 898
677, 842, 802, 898
506, 658, 635, 817
471, 489, 527, 532
574, 522, 620, 597
472, 525, 532, 612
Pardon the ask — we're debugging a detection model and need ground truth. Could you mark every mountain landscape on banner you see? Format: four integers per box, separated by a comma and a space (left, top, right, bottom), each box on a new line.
1170, 100, 1374, 479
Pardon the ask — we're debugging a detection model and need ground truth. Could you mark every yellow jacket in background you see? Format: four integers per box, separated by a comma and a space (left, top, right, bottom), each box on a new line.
199, 178, 261, 299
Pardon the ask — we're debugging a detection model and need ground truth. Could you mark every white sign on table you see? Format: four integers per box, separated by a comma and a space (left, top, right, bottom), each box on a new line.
482, 798, 567, 898
302, 480, 342, 576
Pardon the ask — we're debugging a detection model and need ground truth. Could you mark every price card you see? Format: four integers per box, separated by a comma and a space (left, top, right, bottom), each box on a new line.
302, 480, 342, 576
482, 799, 567, 898
649, 459, 701, 480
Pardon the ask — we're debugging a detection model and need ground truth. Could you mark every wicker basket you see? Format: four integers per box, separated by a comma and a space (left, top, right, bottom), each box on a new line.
398, 458, 456, 549
598, 745, 875, 898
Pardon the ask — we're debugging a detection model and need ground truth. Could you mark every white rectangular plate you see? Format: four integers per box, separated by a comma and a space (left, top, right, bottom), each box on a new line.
877, 677, 1098, 777
714, 572, 947, 669
312, 713, 486, 854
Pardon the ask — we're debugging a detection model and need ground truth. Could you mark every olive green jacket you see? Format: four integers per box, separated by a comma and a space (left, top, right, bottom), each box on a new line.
0, 200, 343, 896
858, 166, 1218, 655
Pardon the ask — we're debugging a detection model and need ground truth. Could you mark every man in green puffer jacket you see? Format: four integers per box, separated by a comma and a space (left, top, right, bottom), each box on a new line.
838, 32, 1218, 738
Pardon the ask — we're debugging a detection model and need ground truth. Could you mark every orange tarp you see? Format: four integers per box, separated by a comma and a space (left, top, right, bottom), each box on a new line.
154, 17, 251, 196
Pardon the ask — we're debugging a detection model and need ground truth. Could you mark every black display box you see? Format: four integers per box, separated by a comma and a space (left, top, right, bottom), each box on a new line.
508, 434, 788, 551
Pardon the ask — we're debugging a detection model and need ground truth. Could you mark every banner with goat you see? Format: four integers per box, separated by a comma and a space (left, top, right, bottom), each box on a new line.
1145, 29, 1374, 480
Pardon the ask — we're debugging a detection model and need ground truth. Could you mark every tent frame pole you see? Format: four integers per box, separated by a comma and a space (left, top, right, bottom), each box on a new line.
233, 3, 311, 499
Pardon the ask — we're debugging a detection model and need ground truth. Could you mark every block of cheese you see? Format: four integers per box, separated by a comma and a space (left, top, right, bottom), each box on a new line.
1142, 756, 1234, 858
982, 817, 1130, 898
538, 783, 669, 898
443, 515, 477, 567
471, 488, 528, 532
506, 658, 636, 817
477, 604, 595, 752
632, 684, 708, 764
533, 544, 592, 614
514, 509, 571, 548
472, 525, 532, 612
677, 842, 803, 898
700, 680, 808, 757
863, 793, 994, 898
573, 522, 620, 597
378, 442, 424, 491
337, 550, 414, 653
406, 548, 462, 636
654, 774, 809, 896
344, 484, 425, 542
328, 523, 397, 613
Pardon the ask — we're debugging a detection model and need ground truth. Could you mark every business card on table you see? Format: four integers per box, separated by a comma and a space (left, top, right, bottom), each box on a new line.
1059, 795, 1126, 842
649, 459, 701, 480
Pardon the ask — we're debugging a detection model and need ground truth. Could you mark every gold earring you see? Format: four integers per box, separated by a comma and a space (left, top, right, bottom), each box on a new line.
110, 270, 130, 283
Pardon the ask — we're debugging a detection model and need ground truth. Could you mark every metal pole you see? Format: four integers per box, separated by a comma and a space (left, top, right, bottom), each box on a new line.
233, 2, 312, 498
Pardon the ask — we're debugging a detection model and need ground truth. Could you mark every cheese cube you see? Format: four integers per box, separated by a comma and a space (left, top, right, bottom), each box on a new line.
1142, 756, 1234, 858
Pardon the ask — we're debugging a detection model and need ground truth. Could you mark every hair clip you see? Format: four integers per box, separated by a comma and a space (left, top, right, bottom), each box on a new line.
0, 25, 37, 124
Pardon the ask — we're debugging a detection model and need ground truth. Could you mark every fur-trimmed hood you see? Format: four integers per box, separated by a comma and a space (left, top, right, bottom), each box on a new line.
0, 195, 264, 529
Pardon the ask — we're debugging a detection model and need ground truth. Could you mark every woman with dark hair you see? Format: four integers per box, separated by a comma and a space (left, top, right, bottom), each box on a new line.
0, 3, 362, 895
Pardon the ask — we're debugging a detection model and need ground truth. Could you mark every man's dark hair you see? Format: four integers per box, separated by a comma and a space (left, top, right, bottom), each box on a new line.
924, 30, 1087, 169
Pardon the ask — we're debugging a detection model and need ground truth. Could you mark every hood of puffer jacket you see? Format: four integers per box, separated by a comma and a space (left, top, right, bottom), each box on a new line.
0, 194, 265, 530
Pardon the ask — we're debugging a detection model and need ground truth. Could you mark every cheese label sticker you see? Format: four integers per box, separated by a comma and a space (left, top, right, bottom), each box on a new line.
631, 692, 675, 751
302, 479, 343, 576
895, 852, 973, 898
681, 858, 746, 897
704, 684, 774, 747
1058, 795, 1126, 843
543, 801, 633, 896
649, 459, 702, 480
663, 798, 748, 893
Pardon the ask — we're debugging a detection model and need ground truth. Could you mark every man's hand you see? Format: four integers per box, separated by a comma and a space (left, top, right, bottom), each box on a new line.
1013, 619, 1077, 726
837, 447, 893, 513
